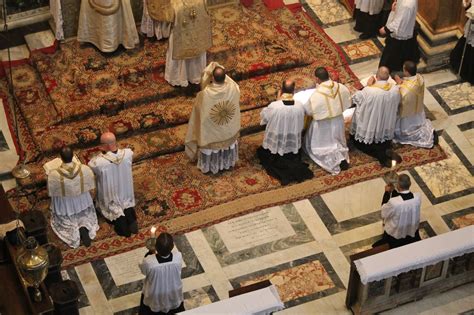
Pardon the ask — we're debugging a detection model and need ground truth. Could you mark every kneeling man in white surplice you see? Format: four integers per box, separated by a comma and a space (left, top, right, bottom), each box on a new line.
185, 63, 241, 174
393, 61, 437, 148
46, 147, 99, 248
141, 0, 172, 40
303, 67, 352, 175
165, 0, 212, 86
78, 0, 140, 52
88, 132, 138, 237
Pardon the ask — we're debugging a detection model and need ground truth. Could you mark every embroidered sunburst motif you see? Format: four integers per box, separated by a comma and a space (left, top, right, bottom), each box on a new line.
210, 101, 236, 126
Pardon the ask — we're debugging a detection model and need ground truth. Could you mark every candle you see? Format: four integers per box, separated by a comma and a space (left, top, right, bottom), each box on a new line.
150, 226, 156, 236
391, 160, 397, 168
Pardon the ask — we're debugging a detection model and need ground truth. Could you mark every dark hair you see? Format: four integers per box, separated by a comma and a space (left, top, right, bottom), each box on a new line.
281, 79, 295, 94
403, 60, 417, 76
213, 67, 226, 84
314, 67, 329, 81
155, 232, 174, 257
398, 174, 411, 190
60, 146, 73, 163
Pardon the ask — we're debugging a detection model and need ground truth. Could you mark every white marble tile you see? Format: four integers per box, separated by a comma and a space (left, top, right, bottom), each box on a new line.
24, 30, 56, 51
422, 69, 459, 88
214, 206, 296, 253
464, 129, 474, 146
434, 193, 474, 216
182, 273, 212, 293
450, 110, 474, 126
332, 222, 382, 247
445, 124, 474, 165
324, 22, 358, 44
78, 306, 96, 315
1, 178, 16, 192
322, 177, 387, 222
223, 241, 322, 279
415, 138, 474, 198
348, 58, 380, 81
293, 199, 333, 240
109, 291, 141, 313
75, 263, 114, 314
185, 230, 233, 300
0, 45, 29, 62
104, 247, 148, 286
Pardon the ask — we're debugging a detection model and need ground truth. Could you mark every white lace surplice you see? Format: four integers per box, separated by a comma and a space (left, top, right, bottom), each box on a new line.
394, 111, 434, 148
304, 116, 349, 175
350, 82, 400, 144
50, 196, 99, 248
165, 32, 206, 87
355, 0, 384, 15
261, 100, 305, 156
140, 252, 184, 313
198, 141, 238, 174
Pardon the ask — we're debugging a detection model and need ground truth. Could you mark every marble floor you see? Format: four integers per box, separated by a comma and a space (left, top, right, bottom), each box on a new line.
1, 1, 473, 314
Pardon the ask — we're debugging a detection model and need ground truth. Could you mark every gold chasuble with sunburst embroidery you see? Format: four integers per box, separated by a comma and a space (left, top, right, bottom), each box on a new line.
185, 65, 241, 160
171, 0, 212, 59
147, 0, 174, 22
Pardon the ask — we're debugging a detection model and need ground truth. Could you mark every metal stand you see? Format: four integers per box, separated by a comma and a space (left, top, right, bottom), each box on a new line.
458, 18, 473, 77
1, 0, 30, 180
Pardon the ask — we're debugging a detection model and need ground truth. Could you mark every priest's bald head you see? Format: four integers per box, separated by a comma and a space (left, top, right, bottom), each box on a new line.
100, 131, 118, 152
376, 67, 390, 81
60, 146, 73, 163
281, 79, 295, 94
213, 67, 226, 84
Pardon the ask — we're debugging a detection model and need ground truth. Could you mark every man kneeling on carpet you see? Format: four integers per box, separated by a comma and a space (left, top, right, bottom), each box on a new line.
88, 132, 138, 237
257, 79, 314, 185
372, 174, 421, 249
139, 232, 184, 315
46, 146, 99, 248
185, 62, 241, 174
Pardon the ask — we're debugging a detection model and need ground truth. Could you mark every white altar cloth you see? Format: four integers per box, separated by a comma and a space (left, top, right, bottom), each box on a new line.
355, 225, 474, 285
179, 285, 284, 315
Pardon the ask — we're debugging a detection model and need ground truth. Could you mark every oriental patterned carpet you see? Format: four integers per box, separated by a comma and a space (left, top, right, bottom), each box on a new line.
2, 1, 446, 268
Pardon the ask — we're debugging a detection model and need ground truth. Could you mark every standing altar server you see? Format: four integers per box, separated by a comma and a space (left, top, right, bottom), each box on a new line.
77, 0, 140, 52
379, 0, 419, 72
47, 147, 99, 248
88, 132, 138, 237
164, 0, 212, 87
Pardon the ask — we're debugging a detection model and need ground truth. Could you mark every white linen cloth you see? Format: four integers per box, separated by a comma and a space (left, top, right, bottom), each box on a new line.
260, 99, 305, 156
394, 111, 434, 148
140, 252, 184, 313
386, 0, 418, 40
88, 149, 135, 221
198, 141, 238, 174
179, 285, 284, 315
355, 0, 384, 15
355, 225, 474, 284
382, 192, 420, 239
50, 0, 64, 40
350, 81, 400, 144
77, 0, 140, 52
141, 0, 171, 39
165, 32, 207, 87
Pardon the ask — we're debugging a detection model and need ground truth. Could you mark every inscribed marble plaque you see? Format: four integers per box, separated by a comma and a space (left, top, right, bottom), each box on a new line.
214, 207, 296, 253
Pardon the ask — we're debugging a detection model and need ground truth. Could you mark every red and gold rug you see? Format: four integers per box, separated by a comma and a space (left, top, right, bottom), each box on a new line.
3, 2, 446, 268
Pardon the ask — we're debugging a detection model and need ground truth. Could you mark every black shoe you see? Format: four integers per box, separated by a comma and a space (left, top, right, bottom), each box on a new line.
124, 208, 138, 234
113, 216, 131, 237
340, 160, 349, 171
79, 227, 91, 247
359, 33, 374, 40
432, 130, 439, 147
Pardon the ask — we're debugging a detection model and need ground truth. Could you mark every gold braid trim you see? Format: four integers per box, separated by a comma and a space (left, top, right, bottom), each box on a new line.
200, 133, 239, 150
101, 150, 126, 164
370, 82, 393, 91
88, 0, 120, 16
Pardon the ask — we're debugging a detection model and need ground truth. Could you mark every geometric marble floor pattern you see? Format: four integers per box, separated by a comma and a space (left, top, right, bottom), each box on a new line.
1, 1, 473, 314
